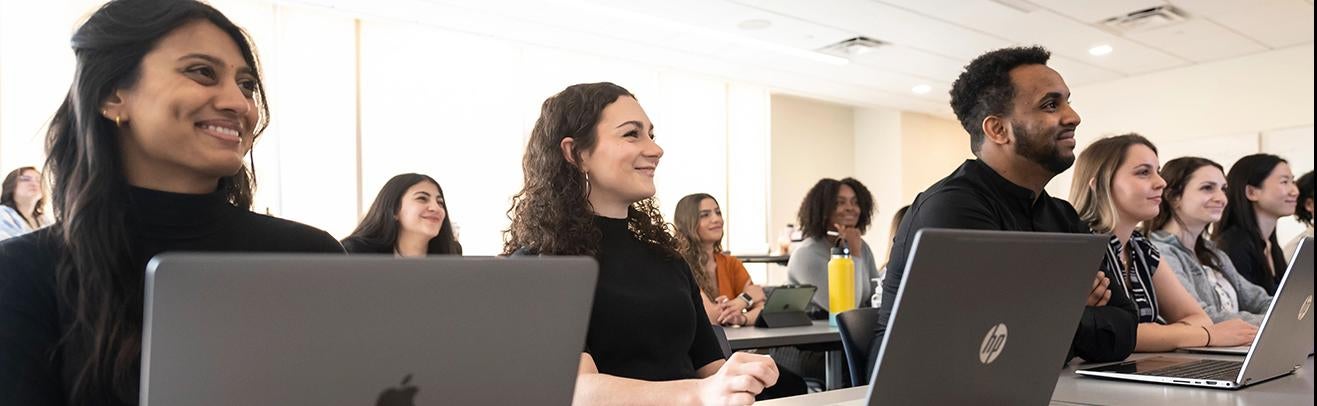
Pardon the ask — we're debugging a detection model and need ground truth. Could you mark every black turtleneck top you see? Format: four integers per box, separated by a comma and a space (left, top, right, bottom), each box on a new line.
0, 187, 344, 406
561, 216, 723, 381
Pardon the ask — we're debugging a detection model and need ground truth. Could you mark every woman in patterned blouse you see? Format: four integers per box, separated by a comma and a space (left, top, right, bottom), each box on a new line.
1070, 134, 1257, 352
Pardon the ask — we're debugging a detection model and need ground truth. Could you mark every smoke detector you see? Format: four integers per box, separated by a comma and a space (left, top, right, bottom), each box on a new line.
1101, 6, 1189, 33
818, 37, 888, 57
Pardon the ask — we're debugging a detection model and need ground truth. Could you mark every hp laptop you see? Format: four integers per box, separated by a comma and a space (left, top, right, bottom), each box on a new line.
1076, 237, 1313, 389
832, 229, 1109, 405
140, 254, 597, 406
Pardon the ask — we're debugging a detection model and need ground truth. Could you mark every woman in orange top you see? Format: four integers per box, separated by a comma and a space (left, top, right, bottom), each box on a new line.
674, 193, 766, 326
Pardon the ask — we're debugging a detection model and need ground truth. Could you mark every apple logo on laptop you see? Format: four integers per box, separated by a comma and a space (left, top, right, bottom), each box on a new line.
376, 374, 418, 406
1300, 295, 1313, 321
979, 323, 1008, 365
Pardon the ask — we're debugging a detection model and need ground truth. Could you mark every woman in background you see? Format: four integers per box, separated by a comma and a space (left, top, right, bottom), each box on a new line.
1215, 154, 1299, 295
1145, 157, 1271, 325
342, 173, 461, 256
0, 166, 49, 240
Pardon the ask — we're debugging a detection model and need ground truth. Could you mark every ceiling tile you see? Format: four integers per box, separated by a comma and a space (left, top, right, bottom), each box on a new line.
1172, 0, 1315, 48
1029, 0, 1169, 23
1125, 18, 1268, 62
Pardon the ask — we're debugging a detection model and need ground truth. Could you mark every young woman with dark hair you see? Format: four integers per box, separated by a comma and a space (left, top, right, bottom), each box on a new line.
1, 166, 49, 240
0, 1, 343, 404
504, 82, 778, 404
342, 173, 461, 256
1282, 170, 1313, 263
1215, 154, 1300, 295
1144, 157, 1271, 325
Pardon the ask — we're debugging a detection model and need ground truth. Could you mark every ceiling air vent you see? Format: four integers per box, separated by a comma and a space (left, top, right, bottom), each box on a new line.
818, 37, 888, 57
1101, 5, 1189, 33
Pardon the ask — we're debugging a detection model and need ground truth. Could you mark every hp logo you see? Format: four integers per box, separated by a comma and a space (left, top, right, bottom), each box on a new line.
979, 323, 1008, 365
1299, 295, 1313, 321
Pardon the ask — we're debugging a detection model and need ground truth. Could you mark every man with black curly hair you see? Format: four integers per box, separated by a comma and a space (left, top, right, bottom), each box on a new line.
867, 46, 1139, 376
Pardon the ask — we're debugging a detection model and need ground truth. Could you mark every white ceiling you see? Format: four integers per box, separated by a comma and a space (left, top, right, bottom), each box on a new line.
293, 0, 1315, 117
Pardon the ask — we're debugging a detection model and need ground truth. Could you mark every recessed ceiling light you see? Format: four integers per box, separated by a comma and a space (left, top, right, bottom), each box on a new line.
912, 84, 932, 94
1089, 45, 1114, 56
737, 19, 771, 30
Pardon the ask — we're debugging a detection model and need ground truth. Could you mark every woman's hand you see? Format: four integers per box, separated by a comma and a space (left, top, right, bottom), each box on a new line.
697, 352, 779, 405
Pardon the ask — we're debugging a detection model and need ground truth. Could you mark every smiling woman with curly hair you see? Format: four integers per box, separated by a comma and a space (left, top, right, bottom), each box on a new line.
504, 82, 779, 405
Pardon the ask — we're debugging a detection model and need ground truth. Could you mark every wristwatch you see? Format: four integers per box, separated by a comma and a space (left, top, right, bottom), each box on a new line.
738, 292, 754, 308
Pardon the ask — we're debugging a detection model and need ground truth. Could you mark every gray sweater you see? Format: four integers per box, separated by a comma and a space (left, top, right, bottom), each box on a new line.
1148, 231, 1272, 325
786, 237, 879, 312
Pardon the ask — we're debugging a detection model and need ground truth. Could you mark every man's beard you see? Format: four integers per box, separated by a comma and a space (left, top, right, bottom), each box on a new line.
1012, 121, 1074, 174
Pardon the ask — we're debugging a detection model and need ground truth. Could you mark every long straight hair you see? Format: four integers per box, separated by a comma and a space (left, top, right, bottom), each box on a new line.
1, 166, 46, 225
44, 0, 269, 402
1144, 157, 1225, 271
347, 173, 460, 255
673, 193, 721, 299
1070, 133, 1158, 234
1214, 154, 1289, 277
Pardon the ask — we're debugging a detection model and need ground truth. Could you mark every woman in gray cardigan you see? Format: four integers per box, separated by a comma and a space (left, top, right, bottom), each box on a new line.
1146, 157, 1271, 325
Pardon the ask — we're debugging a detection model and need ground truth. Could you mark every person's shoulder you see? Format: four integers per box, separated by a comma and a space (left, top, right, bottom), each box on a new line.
0, 228, 60, 289
231, 210, 344, 253
340, 236, 388, 254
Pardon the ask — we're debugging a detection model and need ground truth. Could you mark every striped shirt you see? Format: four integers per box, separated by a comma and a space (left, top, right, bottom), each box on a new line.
1103, 231, 1162, 324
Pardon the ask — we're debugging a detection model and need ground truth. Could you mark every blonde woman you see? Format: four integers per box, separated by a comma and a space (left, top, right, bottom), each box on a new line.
1071, 134, 1257, 352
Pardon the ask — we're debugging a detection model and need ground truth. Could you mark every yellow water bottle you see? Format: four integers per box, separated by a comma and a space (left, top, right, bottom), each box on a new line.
828, 245, 856, 326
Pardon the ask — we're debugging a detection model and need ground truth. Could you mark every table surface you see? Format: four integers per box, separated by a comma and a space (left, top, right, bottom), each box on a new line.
723, 321, 840, 351
757, 353, 1314, 405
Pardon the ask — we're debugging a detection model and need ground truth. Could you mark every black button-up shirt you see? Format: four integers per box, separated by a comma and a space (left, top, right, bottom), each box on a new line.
868, 160, 1137, 374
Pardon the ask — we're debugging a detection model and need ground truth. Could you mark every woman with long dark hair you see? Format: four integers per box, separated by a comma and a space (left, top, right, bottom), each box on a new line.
1144, 157, 1271, 325
504, 82, 778, 404
342, 173, 461, 256
1215, 154, 1300, 295
0, 1, 342, 404
672, 193, 764, 326
1, 166, 49, 240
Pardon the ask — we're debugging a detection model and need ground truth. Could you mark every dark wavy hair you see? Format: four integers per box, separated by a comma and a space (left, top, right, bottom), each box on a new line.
673, 193, 721, 299
1145, 157, 1225, 271
502, 82, 678, 259
796, 177, 874, 241
43, 0, 268, 402
1215, 154, 1289, 277
1297, 171, 1314, 226
346, 173, 460, 255
950, 46, 1051, 156
1, 166, 46, 224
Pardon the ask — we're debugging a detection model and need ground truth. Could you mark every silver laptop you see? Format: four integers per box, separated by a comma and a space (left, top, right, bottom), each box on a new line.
833, 229, 1108, 405
1076, 237, 1313, 389
140, 254, 597, 406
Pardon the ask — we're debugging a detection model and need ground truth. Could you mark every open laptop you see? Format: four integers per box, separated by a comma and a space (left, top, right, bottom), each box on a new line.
140, 254, 597, 406
1076, 237, 1313, 389
832, 229, 1109, 405
1180, 237, 1316, 357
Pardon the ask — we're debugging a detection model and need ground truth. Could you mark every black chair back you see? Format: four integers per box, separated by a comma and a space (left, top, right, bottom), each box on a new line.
835, 307, 883, 387
710, 324, 733, 358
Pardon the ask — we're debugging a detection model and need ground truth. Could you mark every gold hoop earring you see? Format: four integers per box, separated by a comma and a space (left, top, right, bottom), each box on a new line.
583, 171, 591, 197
